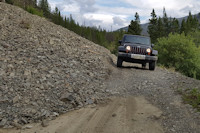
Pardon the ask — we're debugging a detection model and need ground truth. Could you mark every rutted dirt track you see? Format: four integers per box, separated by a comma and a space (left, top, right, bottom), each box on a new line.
1, 96, 163, 133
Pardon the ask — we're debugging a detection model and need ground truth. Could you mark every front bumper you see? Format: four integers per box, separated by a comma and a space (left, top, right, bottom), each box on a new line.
118, 52, 158, 61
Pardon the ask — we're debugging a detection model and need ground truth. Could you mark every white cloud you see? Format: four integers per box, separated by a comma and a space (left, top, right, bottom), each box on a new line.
113, 17, 125, 26
48, 0, 200, 31
122, 0, 200, 18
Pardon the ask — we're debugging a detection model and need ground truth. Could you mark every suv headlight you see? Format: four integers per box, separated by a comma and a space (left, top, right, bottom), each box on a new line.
146, 48, 151, 53
126, 46, 131, 51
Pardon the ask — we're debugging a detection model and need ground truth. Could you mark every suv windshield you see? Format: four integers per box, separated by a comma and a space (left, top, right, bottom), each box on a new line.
124, 35, 150, 45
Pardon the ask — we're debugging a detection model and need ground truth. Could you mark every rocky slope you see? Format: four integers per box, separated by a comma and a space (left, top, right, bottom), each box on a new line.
0, 2, 112, 128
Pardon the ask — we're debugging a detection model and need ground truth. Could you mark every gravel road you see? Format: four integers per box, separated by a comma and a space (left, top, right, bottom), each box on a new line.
1, 2, 200, 133
1, 57, 200, 133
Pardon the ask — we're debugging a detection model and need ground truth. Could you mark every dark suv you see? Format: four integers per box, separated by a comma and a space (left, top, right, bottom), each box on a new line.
117, 34, 158, 70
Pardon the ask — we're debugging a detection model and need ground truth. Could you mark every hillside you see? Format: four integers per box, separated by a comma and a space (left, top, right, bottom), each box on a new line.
0, 2, 112, 128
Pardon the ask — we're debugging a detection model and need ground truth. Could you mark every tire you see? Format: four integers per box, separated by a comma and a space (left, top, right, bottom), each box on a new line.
117, 57, 123, 67
149, 61, 156, 70
142, 63, 146, 68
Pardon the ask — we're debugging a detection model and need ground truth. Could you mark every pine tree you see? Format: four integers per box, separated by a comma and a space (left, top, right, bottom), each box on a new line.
64, 16, 68, 28
157, 17, 165, 38
191, 15, 199, 31
171, 18, 179, 33
180, 19, 187, 33
148, 9, 158, 43
38, 0, 50, 18
127, 12, 142, 35
181, 12, 200, 34
58, 11, 63, 25
163, 7, 169, 36
186, 11, 193, 32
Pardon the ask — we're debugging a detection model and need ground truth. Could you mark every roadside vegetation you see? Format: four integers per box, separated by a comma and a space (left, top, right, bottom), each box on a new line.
178, 88, 200, 111
4, 0, 200, 80
147, 9, 200, 80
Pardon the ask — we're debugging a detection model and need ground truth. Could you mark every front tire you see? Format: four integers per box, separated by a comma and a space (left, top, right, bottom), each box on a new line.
117, 57, 123, 67
149, 61, 156, 70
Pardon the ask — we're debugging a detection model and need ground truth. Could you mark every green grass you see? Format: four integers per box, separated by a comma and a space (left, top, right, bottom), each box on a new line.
181, 88, 200, 111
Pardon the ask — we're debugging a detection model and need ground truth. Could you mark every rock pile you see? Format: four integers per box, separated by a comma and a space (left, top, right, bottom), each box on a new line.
0, 3, 111, 128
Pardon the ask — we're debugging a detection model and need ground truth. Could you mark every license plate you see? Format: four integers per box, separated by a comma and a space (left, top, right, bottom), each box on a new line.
131, 54, 145, 60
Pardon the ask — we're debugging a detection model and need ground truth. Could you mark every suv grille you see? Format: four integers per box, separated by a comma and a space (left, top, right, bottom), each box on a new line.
131, 46, 146, 55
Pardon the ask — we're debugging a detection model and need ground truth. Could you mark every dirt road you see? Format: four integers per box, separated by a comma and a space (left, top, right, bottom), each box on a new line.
1, 58, 200, 133
1, 96, 163, 133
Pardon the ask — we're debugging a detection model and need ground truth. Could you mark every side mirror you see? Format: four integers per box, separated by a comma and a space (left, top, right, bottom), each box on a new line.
118, 40, 122, 44
151, 44, 154, 48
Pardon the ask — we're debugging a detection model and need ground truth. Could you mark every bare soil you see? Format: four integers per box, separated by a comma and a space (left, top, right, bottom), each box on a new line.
0, 96, 163, 133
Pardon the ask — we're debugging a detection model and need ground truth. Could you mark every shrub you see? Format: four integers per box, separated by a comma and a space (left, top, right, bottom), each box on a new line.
155, 33, 200, 79
26, 6, 43, 17
5, 0, 13, 4
182, 88, 200, 111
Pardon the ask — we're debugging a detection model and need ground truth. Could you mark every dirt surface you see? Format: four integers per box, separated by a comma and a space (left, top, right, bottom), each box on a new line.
1, 58, 200, 133
0, 96, 163, 133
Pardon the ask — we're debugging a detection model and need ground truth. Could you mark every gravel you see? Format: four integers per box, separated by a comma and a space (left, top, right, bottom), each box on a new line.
0, 2, 111, 128
106, 60, 200, 133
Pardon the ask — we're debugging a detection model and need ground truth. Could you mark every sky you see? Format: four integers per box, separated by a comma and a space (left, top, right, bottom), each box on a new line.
48, 0, 200, 31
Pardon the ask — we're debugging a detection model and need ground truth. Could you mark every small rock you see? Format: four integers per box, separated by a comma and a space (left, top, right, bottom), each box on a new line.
86, 99, 94, 104
41, 120, 49, 127
12, 122, 22, 129
0, 97, 8, 103
112, 113, 117, 117
0, 119, 7, 128
9, 72, 15, 77
52, 112, 59, 117
13, 95, 21, 103
24, 70, 31, 76
24, 125, 33, 129
2, 43, 10, 48
60, 92, 74, 102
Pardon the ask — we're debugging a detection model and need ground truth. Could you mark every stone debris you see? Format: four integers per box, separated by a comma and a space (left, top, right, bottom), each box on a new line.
0, 2, 112, 127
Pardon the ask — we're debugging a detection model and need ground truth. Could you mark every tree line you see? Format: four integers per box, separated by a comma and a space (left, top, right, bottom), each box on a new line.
127, 8, 200, 43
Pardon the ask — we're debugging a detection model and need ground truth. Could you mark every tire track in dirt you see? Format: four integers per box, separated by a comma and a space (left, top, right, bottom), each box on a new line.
1, 96, 163, 133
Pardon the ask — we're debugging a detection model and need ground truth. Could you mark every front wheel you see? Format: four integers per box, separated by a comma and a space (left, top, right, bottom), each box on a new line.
149, 61, 156, 70
117, 57, 123, 67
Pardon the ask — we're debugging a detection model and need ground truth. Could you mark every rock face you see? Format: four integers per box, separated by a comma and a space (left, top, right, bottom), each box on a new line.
0, 3, 111, 127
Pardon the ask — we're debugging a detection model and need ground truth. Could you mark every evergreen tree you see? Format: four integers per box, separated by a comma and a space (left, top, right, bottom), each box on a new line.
186, 11, 193, 32
191, 15, 199, 30
127, 12, 142, 35
157, 17, 165, 38
181, 12, 200, 34
163, 7, 169, 36
148, 9, 158, 43
64, 16, 68, 28
38, 0, 50, 18
171, 18, 179, 33
58, 11, 63, 25
180, 19, 187, 33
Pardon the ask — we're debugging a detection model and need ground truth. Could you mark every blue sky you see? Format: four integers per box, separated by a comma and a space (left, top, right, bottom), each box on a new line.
48, 0, 200, 31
